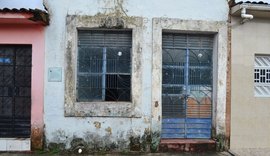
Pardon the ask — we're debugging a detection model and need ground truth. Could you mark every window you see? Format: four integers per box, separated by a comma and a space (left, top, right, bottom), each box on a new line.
254, 55, 270, 97
77, 30, 132, 102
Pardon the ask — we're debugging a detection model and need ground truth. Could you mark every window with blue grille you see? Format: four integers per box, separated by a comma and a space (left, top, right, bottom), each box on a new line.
77, 30, 132, 102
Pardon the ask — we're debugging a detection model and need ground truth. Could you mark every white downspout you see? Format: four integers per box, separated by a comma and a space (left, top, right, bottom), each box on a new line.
241, 7, 253, 24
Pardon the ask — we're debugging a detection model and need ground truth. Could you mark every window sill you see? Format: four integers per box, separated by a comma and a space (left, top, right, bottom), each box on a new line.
64, 101, 142, 118
254, 95, 270, 98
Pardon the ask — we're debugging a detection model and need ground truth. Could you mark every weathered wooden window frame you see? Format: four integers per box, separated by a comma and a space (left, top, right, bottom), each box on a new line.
64, 15, 143, 117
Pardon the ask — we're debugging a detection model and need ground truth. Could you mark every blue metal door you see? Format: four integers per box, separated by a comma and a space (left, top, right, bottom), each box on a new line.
161, 33, 213, 139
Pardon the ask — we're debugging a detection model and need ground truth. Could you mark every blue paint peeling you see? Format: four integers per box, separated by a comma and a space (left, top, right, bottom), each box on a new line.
0, 58, 11, 64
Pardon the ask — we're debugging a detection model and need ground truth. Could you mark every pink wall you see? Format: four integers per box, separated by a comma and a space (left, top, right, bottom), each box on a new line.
0, 24, 45, 147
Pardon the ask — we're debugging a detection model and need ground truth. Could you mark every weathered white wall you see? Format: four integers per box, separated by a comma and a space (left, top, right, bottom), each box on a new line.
231, 17, 270, 149
43, 0, 228, 151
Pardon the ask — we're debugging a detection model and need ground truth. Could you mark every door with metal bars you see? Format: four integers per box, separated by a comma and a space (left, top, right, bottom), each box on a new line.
0, 45, 32, 138
161, 33, 213, 139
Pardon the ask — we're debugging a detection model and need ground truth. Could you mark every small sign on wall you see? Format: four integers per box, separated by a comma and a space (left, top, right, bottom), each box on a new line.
48, 67, 62, 82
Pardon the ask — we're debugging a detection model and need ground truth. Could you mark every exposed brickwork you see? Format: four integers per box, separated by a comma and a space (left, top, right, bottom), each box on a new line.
159, 139, 216, 152
225, 4, 232, 149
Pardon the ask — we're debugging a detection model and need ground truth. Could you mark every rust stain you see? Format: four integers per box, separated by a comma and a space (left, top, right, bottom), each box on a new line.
187, 97, 211, 118
105, 127, 112, 135
94, 121, 101, 129
144, 117, 150, 123
31, 127, 43, 150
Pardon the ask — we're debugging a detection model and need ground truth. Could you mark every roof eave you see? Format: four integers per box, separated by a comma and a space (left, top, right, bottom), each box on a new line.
0, 9, 49, 26
231, 3, 270, 18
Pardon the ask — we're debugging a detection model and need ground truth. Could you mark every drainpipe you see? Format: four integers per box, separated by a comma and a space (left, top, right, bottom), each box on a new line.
241, 7, 253, 24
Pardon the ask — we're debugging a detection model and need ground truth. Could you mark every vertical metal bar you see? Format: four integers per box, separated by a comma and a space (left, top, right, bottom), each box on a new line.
129, 48, 132, 101
184, 35, 190, 138
184, 48, 190, 138
12, 47, 16, 137
186, 53, 190, 94
102, 47, 107, 101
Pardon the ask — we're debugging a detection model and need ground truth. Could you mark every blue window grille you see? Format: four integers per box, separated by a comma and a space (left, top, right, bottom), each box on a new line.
77, 30, 132, 102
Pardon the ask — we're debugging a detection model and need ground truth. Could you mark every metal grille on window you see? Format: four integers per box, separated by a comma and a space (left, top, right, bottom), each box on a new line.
254, 55, 270, 97
77, 30, 132, 102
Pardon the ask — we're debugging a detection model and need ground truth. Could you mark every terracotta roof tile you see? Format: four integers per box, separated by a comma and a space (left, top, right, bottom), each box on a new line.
236, 1, 269, 5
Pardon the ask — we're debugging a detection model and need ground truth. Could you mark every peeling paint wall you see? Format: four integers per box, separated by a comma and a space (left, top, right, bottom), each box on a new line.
44, 0, 228, 152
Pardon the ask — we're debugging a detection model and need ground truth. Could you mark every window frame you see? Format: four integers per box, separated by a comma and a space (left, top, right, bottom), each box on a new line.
254, 55, 270, 97
64, 15, 143, 117
76, 30, 132, 102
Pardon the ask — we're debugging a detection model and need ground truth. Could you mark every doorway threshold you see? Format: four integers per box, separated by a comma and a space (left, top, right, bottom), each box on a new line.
159, 139, 216, 152
0, 138, 30, 151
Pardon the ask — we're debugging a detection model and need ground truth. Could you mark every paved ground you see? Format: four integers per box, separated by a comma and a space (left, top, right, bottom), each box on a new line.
0, 152, 232, 156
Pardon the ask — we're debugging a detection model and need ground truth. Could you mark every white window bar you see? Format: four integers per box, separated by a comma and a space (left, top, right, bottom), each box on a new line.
254, 55, 270, 97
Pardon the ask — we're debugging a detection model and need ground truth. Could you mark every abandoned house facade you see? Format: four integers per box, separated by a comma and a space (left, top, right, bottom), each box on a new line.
7, 0, 270, 153
42, 0, 229, 152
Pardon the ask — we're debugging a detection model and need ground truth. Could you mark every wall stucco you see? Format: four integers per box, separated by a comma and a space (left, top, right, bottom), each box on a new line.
231, 17, 270, 149
0, 24, 45, 150
44, 0, 228, 152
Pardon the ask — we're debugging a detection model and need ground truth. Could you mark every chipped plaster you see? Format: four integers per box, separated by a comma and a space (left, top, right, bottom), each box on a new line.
44, 0, 228, 152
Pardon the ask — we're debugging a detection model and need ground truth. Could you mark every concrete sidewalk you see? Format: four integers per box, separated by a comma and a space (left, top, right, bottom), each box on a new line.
229, 148, 270, 156
0, 152, 232, 156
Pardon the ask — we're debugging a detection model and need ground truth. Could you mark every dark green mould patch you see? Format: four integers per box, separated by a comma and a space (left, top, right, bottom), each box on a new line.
129, 136, 141, 151
129, 130, 160, 152
150, 131, 160, 152
46, 130, 161, 154
215, 134, 227, 152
